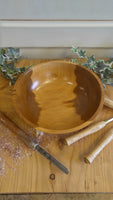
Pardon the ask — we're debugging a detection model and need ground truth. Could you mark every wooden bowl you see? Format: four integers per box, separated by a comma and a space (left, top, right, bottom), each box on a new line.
13, 61, 104, 134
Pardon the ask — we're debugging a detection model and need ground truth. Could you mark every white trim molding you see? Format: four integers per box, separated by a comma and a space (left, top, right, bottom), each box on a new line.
1, 21, 113, 48
20, 47, 113, 59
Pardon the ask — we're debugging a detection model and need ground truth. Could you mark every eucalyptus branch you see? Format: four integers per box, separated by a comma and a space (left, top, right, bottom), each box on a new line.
71, 46, 113, 85
0, 48, 32, 85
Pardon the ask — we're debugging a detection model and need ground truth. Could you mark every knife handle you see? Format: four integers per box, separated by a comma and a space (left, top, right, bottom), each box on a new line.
65, 121, 106, 146
84, 127, 113, 163
104, 95, 113, 109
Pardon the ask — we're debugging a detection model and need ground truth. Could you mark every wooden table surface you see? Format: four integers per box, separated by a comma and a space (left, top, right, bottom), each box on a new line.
0, 59, 113, 193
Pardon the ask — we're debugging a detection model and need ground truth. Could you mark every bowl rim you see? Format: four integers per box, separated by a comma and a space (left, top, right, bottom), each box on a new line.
13, 60, 104, 134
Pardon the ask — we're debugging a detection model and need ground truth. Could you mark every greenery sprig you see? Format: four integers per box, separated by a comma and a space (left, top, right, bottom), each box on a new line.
1, 47, 113, 87
0, 48, 32, 85
71, 47, 113, 86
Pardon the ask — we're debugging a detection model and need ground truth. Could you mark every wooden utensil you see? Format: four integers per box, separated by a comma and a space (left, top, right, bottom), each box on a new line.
104, 95, 113, 109
84, 127, 113, 163
65, 118, 113, 146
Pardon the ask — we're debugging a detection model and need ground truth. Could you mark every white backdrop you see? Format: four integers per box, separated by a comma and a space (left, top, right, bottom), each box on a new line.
0, 0, 113, 49
0, 0, 113, 20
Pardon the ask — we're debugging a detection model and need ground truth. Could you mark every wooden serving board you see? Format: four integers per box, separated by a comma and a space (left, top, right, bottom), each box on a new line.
0, 59, 113, 193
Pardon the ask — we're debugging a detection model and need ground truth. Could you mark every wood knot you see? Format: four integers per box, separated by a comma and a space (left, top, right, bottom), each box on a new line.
49, 173, 55, 180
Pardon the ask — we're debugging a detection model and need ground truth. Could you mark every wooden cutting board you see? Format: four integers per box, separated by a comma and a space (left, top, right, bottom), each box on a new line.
0, 59, 113, 193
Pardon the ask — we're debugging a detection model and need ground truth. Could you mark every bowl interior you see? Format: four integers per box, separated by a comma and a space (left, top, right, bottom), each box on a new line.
13, 61, 104, 134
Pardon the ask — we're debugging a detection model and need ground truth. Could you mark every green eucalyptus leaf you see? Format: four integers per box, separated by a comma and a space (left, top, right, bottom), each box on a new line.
7, 47, 20, 61
0, 54, 3, 64
72, 47, 86, 58
102, 78, 113, 85
82, 63, 89, 68
78, 49, 86, 58
26, 64, 33, 70
87, 55, 95, 62
71, 46, 78, 53
0, 47, 32, 85
0, 49, 6, 55
71, 46, 113, 84
72, 59, 78, 63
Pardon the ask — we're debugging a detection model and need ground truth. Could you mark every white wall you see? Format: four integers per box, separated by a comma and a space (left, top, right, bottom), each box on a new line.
0, 0, 113, 49
0, 0, 113, 20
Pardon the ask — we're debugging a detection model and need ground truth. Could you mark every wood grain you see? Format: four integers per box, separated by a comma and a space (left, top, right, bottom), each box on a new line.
0, 59, 113, 193
84, 127, 113, 163
65, 121, 106, 145
0, 193, 113, 200
13, 61, 104, 134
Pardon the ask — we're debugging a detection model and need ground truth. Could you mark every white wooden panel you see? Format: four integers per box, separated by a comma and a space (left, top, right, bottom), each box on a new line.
0, 0, 113, 20
0, 21, 113, 48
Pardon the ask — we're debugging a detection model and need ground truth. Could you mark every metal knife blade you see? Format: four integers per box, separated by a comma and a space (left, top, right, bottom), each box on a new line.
34, 143, 69, 175
18, 134, 69, 175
